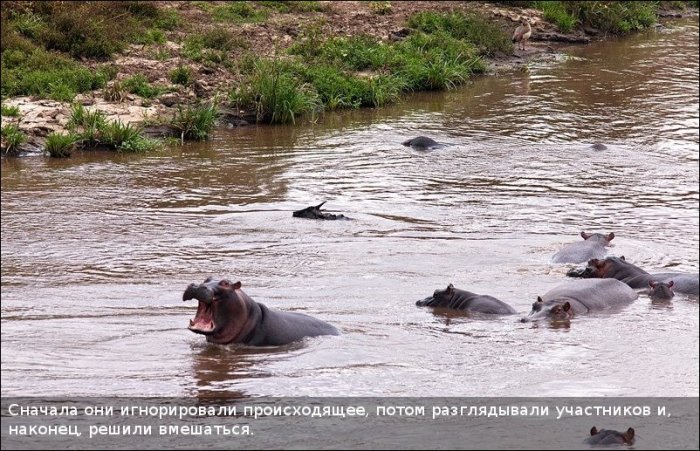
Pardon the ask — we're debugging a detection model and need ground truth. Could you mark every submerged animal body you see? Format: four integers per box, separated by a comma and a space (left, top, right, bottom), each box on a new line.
293, 202, 350, 220
552, 231, 615, 264
584, 427, 635, 445
417, 284, 516, 314
402, 136, 445, 150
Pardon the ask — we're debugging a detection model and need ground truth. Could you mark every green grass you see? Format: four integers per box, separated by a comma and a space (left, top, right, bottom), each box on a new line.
1, 104, 20, 117
533, 1, 578, 33
1, 124, 26, 155
171, 103, 218, 141
257, 1, 326, 13
531, 1, 659, 35
406, 11, 513, 56
68, 104, 107, 146
44, 132, 77, 158
211, 2, 269, 23
231, 59, 322, 124
368, 1, 393, 15
121, 74, 164, 99
1, 48, 111, 101
169, 66, 193, 86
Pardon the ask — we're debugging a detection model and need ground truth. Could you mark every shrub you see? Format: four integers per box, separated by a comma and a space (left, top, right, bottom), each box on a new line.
169, 66, 193, 86
171, 103, 218, 141
1, 104, 20, 116
122, 74, 164, 99
44, 132, 77, 157
1, 124, 26, 155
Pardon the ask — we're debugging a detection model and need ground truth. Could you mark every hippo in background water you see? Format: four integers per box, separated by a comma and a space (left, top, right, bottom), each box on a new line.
590, 143, 608, 151
183, 278, 339, 346
584, 426, 635, 445
522, 279, 637, 322
648, 280, 675, 302
417, 284, 517, 314
293, 202, 350, 220
551, 231, 615, 264
402, 136, 446, 150
577, 256, 699, 296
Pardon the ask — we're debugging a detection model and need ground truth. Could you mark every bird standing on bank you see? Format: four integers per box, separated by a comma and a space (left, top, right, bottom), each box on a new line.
512, 18, 532, 51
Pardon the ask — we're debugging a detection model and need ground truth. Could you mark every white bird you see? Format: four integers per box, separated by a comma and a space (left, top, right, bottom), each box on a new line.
512, 19, 532, 51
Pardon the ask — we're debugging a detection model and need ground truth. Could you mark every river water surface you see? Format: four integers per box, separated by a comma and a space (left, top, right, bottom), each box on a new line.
2, 20, 698, 400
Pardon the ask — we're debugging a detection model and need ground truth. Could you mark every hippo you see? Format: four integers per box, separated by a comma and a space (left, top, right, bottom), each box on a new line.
584, 426, 635, 445
402, 136, 445, 150
183, 278, 339, 346
590, 143, 608, 151
648, 280, 675, 302
417, 284, 517, 314
523, 279, 638, 322
578, 256, 699, 296
551, 232, 615, 264
293, 202, 350, 220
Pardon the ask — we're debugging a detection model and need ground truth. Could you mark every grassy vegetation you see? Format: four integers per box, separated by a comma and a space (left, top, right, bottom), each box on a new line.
211, 2, 269, 23
258, 1, 326, 13
121, 74, 164, 99
170, 66, 193, 86
171, 103, 218, 141
233, 11, 492, 124
1, 124, 26, 155
66, 104, 160, 152
528, 1, 659, 34
44, 131, 77, 158
1, 104, 20, 116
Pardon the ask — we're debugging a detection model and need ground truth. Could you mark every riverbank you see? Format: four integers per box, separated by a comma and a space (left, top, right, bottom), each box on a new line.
1, 1, 697, 156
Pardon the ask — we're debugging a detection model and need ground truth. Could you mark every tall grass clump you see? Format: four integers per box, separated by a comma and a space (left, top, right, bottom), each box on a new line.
169, 66, 193, 86
1, 104, 20, 116
44, 132, 77, 157
1, 124, 26, 155
565, 1, 658, 34
407, 11, 513, 55
533, 1, 578, 32
231, 59, 322, 124
212, 2, 268, 23
68, 104, 107, 146
258, 1, 326, 13
171, 103, 218, 141
122, 74, 164, 99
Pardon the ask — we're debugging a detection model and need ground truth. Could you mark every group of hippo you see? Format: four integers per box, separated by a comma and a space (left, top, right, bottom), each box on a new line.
183, 228, 698, 344
181, 137, 696, 446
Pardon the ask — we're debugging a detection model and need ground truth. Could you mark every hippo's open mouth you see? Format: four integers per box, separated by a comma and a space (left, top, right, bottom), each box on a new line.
188, 301, 215, 334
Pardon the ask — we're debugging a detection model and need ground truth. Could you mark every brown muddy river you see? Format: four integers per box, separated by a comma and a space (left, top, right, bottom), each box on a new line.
2, 20, 698, 400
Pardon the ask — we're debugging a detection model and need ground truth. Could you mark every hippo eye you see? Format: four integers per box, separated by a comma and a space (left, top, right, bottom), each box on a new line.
219, 280, 230, 287
204, 277, 213, 283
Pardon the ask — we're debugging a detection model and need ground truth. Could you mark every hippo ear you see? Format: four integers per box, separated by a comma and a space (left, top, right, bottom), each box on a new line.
562, 302, 571, 312
667, 281, 674, 288
233, 281, 242, 290
626, 428, 634, 439
607, 232, 615, 241
620, 255, 625, 261
590, 427, 598, 436
581, 231, 591, 240
537, 296, 543, 302
315, 201, 326, 209
447, 284, 454, 293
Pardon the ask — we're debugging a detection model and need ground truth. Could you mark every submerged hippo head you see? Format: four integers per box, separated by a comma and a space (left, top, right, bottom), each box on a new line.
649, 280, 674, 302
585, 426, 635, 445
402, 136, 441, 149
580, 231, 614, 244
580, 255, 626, 278
522, 297, 573, 322
183, 278, 257, 344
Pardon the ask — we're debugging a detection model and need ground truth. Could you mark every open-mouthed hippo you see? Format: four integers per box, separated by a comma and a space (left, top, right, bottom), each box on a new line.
648, 280, 675, 302
584, 427, 635, 445
183, 278, 339, 346
417, 284, 517, 314
402, 136, 446, 150
577, 256, 699, 296
293, 202, 350, 220
522, 279, 637, 322
551, 231, 615, 264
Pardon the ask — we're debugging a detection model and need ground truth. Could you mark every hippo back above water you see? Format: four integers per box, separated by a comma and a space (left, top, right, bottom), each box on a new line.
551, 231, 615, 264
578, 256, 699, 296
417, 284, 516, 315
402, 136, 445, 150
523, 279, 637, 322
